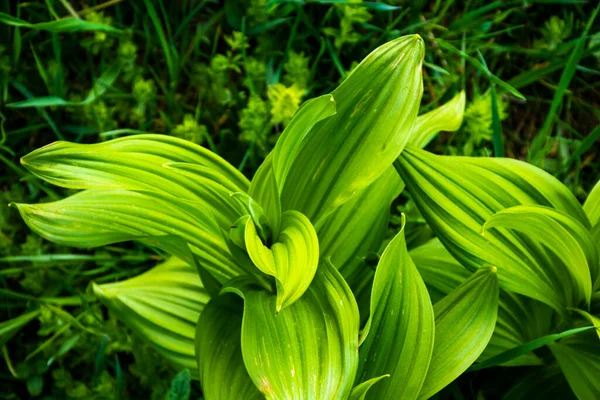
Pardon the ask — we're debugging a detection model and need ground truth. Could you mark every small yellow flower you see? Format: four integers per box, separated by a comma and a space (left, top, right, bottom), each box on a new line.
268, 83, 305, 125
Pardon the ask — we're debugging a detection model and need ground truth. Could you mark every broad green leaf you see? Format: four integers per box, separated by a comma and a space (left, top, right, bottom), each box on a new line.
20, 137, 248, 232
195, 296, 262, 400
281, 35, 424, 223
356, 218, 435, 400
410, 238, 551, 367
244, 210, 319, 311
271, 94, 336, 193
409, 238, 471, 303
418, 266, 499, 399
93, 257, 208, 375
317, 168, 403, 317
407, 91, 466, 148
7, 63, 122, 108
0, 310, 41, 347
396, 145, 589, 311
550, 330, 600, 400
484, 205, 596, 304
501, 363, 576, 400
21, 134, 249, 194
348, 376, 389, 400
13, 189, 262, 285
226, 261, 359, 400
0, 12, 121, 33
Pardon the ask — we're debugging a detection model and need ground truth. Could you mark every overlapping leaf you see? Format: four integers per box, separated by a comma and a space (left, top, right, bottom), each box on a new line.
483, 205, 598, 303
356, 219, 435, 400
225, 261, 360, 400
93, 257, 208, 375
396, 146, 590, 311
418, 266, 499, 399
243, 210, 319, 311
279, 35, 424, 223
550, 330, 600, 400
13, 189, 265, 285
195, 296, 262, 400
410, 238, 551, 367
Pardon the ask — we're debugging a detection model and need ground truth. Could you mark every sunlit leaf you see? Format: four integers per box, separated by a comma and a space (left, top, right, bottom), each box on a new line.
244, 210, 319, 310
396, 145, 589, 311
195, 296, 262, 400
348, 376, 389, 400
483, 205, 597, 303
13, 189, 264, 285
93, 257, 208, 375
407, 91, 466, 148
225, 261, 359, 400
418, 266, 499, 399
356, 218, 434, 400
281, 35, 424, 223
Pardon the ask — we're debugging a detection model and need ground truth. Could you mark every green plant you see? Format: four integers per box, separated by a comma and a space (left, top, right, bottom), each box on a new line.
9, 33, 600, 400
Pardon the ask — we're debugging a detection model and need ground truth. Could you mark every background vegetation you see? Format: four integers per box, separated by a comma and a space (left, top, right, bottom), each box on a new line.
1, 0, 599, 398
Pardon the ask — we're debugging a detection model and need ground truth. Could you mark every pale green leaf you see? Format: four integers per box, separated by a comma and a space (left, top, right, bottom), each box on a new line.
550, 330, 600, 400
418, 266, 499, 399
484, 205, 596, 305
396, 146, 589, 311
348, 376, 389, 400
317, 168, 404, 318
356, 217, 435, 400
244, 210, 319, 311
411, 239, 551, 367
93, 257, 208, 375
271, 94, 336, 193
195, 296, 262, 400
21, 134, 249, 194
248, 153, 282, 239
229, 261, 359, 400
407, 91, 466, 148
13, 189, 262, 285
281, 35, 424, 223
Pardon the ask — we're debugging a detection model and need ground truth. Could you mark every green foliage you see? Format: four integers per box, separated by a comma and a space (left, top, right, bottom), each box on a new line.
1, 1, 599, 399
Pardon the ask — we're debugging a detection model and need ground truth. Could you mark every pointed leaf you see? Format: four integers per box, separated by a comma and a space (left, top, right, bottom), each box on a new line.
271, 94, 337, 192
195, 296, 262, 400
407, 91, 466, 148
281, 35, 424, 223
0, 310, 41, 347
584, 179, 600, 228
348, 376, 389, 400
93, 257, 208, 375
248, 153, 282, 239
396, 146, 589, 311
244, 210, 319, 311
411, 239, 550, 367
484, 205, 597, 303
233, 261, 359, 400
317, 168, 403, 316
13, 189, 259, 284
418, 266, 499, 399
356, 218, 435, 400
501, 363, 577, 400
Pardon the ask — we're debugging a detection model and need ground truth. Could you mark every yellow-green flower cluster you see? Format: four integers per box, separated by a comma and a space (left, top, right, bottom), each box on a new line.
268, 83, 305, 125
172, 114, 208, 145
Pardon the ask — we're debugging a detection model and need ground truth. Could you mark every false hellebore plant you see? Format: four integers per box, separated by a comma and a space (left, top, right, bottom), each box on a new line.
11, 34, 599, 399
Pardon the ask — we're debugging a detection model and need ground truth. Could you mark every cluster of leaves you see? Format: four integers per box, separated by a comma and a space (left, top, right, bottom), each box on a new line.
1, 0, 599, 399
